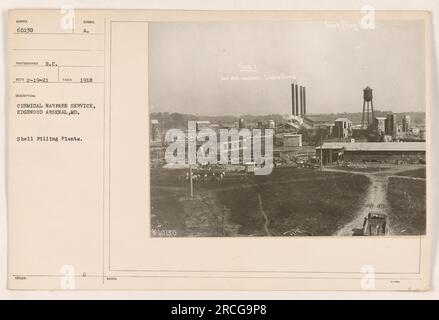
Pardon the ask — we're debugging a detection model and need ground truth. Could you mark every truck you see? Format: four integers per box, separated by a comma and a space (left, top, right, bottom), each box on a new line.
362, 212, 387, 236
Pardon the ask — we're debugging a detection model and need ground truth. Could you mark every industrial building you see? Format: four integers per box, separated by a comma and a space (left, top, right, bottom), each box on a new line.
195, 120, 212, 131
333, 118, 352, 139
402, 115, 411, 132
317, 142, 425, 164
385, 113, 397, 138
257, 120, 276, 129
282, 134, 303, 147
302, 115, 332, 128
150, 119, 161, 143
273, 145, 316, 167
373, 117, 386, 135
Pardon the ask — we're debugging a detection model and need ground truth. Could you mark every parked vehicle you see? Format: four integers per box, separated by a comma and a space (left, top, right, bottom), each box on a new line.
362, 212, 387, 236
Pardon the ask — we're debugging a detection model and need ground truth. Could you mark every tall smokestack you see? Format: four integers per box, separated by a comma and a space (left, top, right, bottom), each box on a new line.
291, 83, 295, 115
303, 86, 306, 115
299, 86, 303, 116
295, 84, 299, 116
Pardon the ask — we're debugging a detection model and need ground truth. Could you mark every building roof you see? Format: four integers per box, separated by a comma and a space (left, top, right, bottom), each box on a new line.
283, 134, 302, 137
303, 115, 327, 123
334, 118, 352, 123
317, 142, 426, 152
277, 122, 300, 130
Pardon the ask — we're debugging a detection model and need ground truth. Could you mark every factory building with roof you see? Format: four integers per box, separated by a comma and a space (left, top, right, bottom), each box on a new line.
317, 142, 426, 164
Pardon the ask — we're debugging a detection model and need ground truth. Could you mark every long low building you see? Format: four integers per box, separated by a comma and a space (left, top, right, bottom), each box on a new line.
316, 142, 426, 164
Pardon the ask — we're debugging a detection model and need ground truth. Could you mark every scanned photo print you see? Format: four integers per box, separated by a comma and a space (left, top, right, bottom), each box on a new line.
148, 20, 427, 238
7, 9, 431, 291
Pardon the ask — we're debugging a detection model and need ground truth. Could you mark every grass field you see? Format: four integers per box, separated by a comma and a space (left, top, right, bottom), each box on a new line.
394, 167, 426, 179
150, 167, 371, 237
331, 166, 393, 173
387, 177, 426, 235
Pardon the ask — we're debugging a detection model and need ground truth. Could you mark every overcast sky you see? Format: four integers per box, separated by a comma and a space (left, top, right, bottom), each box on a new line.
149, 20, 425, 116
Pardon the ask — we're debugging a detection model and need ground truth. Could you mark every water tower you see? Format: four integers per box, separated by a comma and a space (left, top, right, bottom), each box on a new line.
361, 86, 374, 128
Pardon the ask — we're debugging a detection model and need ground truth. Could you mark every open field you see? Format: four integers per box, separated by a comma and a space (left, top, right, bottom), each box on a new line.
387, 177, 426, 235
394, 167, 426, 179
328, 166, 393, 173
150, 167, 371, 236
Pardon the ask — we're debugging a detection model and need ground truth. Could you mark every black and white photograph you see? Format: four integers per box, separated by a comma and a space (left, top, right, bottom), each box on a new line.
149, 20, 427, 237
2, 2, 437, 296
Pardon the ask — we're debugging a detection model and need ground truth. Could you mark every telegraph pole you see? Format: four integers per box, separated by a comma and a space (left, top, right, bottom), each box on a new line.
222, 206, 225, 237
189, 163, 193, 199
320, 135, 323, 171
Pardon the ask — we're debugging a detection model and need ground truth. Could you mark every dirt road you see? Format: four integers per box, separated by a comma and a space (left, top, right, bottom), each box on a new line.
257, 193, 271, 236
331, 165, 424, 236
334, 174, 391, 236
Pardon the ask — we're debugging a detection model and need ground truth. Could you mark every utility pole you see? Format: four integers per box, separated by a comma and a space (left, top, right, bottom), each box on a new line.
222, 206, 225, 237
320, 135, 323, 171
189, 163, 193, 199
